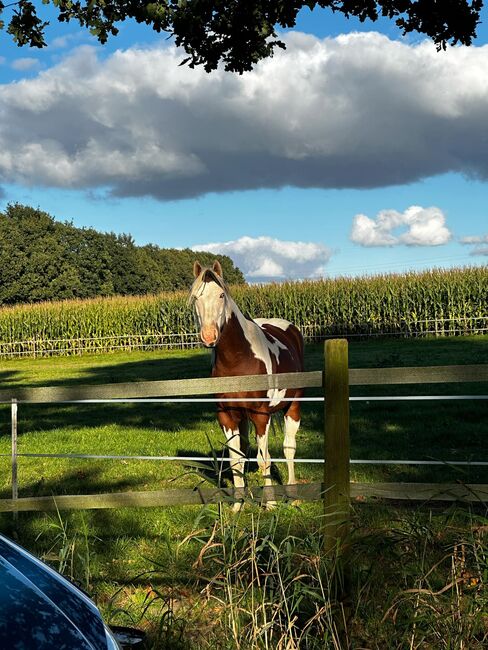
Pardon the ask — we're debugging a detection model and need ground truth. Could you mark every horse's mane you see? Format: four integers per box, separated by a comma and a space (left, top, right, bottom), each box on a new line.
188, 267, 229, 305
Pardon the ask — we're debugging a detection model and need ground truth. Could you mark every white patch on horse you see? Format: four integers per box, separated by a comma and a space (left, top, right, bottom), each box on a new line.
253, 318, 291, 331
266, 388, 286, 407
229, 302, 288, 406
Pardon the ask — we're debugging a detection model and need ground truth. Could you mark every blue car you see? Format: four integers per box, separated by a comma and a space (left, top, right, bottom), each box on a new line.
0, 533, 125, 649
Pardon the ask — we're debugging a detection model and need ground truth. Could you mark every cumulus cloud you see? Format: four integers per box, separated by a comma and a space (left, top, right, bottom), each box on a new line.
192, 236, 333, 281
11, 57, 40, 71
3, 33, 488, 199
460, 233, 488, 255
350, 206, 451, 247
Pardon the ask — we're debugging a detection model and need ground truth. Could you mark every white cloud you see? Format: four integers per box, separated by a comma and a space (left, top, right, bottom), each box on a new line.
2, 33, 488, 199
192, 236, 333, 281
11, 58, 40, 71
50, 32, 89, 50
460, 233, 488, 255
350, 206, 451, 247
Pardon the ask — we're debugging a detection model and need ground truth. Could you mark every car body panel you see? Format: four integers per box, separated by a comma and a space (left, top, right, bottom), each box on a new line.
0, 534, 109, 649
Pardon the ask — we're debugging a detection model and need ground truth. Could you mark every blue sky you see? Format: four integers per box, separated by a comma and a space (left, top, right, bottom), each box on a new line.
1, 4, 488, 280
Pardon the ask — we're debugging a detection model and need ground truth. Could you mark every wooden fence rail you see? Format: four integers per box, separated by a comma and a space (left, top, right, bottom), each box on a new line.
1, 482, 488, 513
0, 363, 486, 403
1, 341, 487, 550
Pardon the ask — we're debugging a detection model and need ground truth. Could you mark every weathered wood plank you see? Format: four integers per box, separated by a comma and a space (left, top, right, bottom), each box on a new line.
1, 481, 486, 512
349, 364, 488, 385
351, 482, 488, 502
0, 484, 321, 512
0, 371, 323, 403
0, 364, 485, 403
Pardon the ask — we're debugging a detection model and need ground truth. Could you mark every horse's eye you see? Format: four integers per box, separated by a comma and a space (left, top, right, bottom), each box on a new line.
220, 292, 225, 299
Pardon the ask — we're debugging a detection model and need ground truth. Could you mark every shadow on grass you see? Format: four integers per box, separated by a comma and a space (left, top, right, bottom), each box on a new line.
25, 350, 212, 388
176, 445, 282, 488
0, 400, 216, 439
0, 369, 21, 384
0, 463, 144, 501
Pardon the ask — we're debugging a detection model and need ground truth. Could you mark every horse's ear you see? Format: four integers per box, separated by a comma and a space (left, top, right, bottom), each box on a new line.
212, 260, 223, 278
193, 261, 202, 278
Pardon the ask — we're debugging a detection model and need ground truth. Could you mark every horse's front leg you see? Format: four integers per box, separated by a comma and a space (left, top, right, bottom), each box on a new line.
217, 409, 246, 512
252, 413, 275, 509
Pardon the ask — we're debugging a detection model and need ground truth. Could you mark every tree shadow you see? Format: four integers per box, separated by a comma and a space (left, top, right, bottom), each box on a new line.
0, 463, 143, 501
25, 352, 212, 388
0, 369, 21, 384
0, 400, 216, 440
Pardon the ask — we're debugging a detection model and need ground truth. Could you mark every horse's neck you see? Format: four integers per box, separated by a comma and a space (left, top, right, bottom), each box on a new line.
215, 299, 256, 369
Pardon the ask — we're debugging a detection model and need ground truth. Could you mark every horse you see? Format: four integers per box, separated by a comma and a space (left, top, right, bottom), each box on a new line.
189, 260, 305, 509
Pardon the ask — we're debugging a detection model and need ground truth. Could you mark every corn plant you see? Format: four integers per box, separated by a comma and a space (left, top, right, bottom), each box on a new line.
0, 266, 485, 357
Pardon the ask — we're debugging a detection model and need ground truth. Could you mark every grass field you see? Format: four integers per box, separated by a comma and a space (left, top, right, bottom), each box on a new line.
0, 335, 487, 648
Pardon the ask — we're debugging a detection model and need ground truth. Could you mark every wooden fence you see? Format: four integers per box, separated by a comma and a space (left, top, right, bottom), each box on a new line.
1, 340, 488, 543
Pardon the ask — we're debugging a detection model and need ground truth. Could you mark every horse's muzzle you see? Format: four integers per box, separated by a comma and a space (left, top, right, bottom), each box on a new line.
200, 325, 219, 347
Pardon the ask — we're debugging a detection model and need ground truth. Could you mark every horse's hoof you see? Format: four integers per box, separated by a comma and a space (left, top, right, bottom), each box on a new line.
264, 501, 277, 510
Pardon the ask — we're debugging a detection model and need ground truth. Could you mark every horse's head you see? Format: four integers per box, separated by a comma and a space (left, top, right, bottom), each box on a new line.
190, 260, 229, 347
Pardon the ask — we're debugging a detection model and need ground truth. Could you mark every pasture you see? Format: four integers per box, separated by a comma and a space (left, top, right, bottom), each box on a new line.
0, 335, 487, 648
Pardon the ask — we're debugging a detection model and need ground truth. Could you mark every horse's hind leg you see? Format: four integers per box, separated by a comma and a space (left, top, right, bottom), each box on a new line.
239, 417, 250, 460
251, 413, 275, 508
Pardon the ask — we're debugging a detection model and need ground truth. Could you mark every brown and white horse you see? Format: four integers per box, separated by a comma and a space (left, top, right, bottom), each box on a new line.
189, 260, 304, 508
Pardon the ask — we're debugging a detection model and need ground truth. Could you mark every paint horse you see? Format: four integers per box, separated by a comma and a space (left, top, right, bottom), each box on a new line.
189, 260, 304, 508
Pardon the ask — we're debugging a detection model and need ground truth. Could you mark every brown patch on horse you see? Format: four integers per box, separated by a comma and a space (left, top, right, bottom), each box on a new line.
259, 323, 304, 372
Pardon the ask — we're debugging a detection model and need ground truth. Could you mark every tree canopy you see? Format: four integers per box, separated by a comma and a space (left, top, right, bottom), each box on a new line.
0, 1, 483, 72
0, 204, 245, 304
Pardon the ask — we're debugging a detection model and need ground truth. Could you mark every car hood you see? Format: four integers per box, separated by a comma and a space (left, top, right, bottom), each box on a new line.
0, 534, 107, 649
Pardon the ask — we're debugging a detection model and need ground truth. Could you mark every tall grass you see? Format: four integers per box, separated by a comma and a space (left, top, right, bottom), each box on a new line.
0, 266, 486, 357
99, 503, 487, 649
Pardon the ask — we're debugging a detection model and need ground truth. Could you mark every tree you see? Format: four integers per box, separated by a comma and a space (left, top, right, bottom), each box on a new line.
0, 1, 483, 73
0, 204, 245, 304
0, 203, 77, 303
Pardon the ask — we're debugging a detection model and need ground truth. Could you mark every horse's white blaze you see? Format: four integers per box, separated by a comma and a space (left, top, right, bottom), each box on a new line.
284, 416, 299, 485
193, 281, 227, 343
224, 426, 245, 490
257, 420, 272, 488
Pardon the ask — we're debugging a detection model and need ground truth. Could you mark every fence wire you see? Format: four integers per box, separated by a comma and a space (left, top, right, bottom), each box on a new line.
2, 392, 486, 467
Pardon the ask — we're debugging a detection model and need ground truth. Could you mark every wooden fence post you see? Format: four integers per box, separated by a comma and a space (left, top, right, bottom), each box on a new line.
323, 339, 350, 553
11, 398, 18, 522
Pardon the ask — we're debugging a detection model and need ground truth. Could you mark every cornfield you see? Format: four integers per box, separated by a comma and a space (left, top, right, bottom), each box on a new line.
0, 266, 486, 358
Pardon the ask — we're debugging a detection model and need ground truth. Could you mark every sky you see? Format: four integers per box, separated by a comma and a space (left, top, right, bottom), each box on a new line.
0, 4, 488, 282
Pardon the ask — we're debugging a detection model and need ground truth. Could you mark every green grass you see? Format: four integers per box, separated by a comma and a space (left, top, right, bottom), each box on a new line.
0, 335, 486, 501
0, 335, 487, 647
